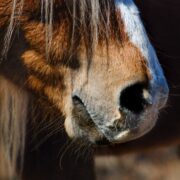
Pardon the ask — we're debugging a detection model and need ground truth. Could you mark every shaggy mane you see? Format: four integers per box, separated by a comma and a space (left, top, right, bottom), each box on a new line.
2, 0, 118, 58
0, 0, 120, 179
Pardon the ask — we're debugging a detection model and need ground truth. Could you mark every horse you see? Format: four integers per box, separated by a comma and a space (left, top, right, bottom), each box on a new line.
0, 0, 169, 179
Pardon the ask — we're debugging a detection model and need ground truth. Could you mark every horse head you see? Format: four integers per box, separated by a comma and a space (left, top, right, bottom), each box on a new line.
0, 0, 170, 178
5, 0, 168, 144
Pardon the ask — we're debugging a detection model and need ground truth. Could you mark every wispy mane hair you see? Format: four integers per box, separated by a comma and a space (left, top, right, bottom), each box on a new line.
2, 0, 115, 59
0, 0, 116, 179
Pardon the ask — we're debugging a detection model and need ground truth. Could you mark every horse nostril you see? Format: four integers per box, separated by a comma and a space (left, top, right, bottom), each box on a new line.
120, 82, 151, 114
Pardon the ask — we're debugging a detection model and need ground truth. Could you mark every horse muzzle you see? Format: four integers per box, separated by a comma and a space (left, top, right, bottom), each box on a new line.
70, 80, 169, 145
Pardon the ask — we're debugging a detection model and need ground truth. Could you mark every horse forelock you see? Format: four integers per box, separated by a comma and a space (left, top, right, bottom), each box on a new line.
1, 0, 125, 59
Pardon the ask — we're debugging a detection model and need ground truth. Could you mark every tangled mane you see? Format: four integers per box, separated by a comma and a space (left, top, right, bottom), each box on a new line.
0, 0, 119, 179
2, 0, 117, 58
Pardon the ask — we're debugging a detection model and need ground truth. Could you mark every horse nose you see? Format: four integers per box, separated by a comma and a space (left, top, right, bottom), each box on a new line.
119, 82, 152, 114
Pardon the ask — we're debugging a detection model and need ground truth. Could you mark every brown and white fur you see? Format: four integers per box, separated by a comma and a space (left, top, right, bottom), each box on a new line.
0, 0, 169, 179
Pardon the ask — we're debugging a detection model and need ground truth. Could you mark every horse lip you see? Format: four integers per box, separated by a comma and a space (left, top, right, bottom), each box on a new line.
99, 119, 141, 143
72, 94, 98, 125
72, 95, 94, 121
107, 120, 155, 144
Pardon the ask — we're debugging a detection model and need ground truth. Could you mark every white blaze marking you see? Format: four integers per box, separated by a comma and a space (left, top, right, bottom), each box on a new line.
115, 0, 169, 98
